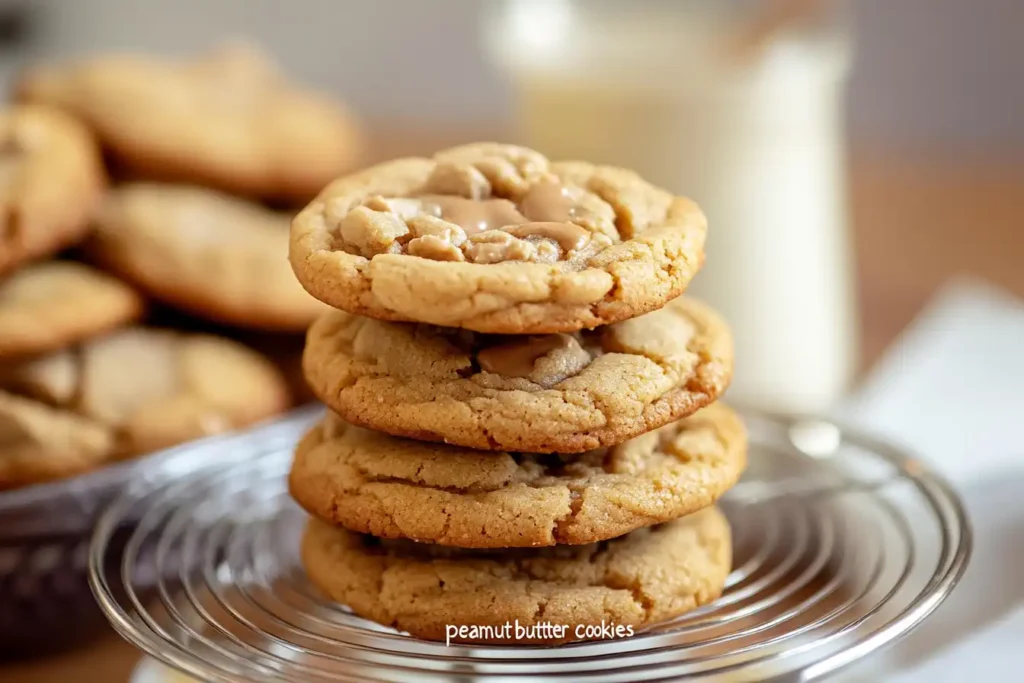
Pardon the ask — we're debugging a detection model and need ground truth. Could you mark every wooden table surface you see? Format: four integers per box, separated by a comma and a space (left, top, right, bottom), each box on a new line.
2, 145, 1022, 682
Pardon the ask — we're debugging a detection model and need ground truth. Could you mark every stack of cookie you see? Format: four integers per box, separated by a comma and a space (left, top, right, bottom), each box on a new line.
288, 143, 747, 644
0, 44, 364, 490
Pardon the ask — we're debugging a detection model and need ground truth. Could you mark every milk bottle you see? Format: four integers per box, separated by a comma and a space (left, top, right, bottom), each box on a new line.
485, 0, 857, 413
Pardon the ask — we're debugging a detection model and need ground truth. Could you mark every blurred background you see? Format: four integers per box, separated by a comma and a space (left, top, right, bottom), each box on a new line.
3, 0, 1020, 150
0, 0, 1019, 399
0, 0, 1017, 409
0, 0, 1021, 680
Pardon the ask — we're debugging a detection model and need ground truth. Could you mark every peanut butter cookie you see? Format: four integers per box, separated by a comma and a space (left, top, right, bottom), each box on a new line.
91, 183, 327, 331
303, 297, 732, 453
19, 44, 362, 202
0, 327, 290, 455
0, 105, 105, 275
290, 143, 706, 333
302, 507, 731, 644
0, 390, 115, 490
291, 402, 745, 548
0, 262, 144, 360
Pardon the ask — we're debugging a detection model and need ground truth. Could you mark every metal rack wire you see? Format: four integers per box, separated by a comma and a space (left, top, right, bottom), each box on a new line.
89, 410, 970, 682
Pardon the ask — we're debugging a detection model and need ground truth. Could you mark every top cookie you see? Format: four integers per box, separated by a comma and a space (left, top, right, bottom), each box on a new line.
290, 143, 706, 333
18, 44, 363, 202
0, 104, 105, 276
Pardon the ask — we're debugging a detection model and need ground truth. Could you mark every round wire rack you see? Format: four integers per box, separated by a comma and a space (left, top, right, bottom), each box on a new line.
90, 409, 970, 682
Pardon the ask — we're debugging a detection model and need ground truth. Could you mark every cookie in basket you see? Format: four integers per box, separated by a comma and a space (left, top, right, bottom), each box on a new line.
0, 261, 144, 360
302, 507, 731, 644
0, 105, 105, 275
91, 183, 327, 331
302, 297, 733, 453
289, 143, 706, 333
291, 402, 746, 548
18, 43, 363, 202
0, 390, 114, 490
1, 327, 291, 458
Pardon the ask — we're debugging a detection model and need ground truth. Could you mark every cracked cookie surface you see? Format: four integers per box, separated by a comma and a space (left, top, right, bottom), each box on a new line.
303, 297, 732, 453
18, 43, 362, 202
290, 143, 706, 333
0, 105, 105, 275
301, 507, 731, 644
291, 402, 745, 548
0, 327, 290, 456
0, 262, 144, 360
92, 183, 327, 331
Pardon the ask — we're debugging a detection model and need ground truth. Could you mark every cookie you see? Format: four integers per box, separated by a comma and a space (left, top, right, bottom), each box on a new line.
0, 390, 114, 490
302, 507, 731, 644
90, 183, 327, 331
289, 143, 706, 333
0, 262, 144, 360
302, 297, 732, 453
291, 403, 745, 548
0, 105, 105, 275
0, 327, 290, 455
18, 43, 363, 202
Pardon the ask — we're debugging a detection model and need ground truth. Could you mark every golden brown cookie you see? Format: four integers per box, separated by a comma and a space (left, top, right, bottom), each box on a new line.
0, 262, 144, 360
302, 297, 732, 453
0, 327, 290, 455
0, 105, 105, 275
290, 143, 706, 333
90, 183, 327, 331
302, 507, 731, 644
291, 403, 745, 548
19, 43, 363, 202
0, 390, 114, 490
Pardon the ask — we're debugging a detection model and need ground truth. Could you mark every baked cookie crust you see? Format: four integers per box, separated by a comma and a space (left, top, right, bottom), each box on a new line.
0, 390, 114, 490
0, 262, 144, 360
92, 183, 327, 331
0, 105, 105, 275
290, 143, 706, 333
301, 508, 731, 644
290, 403, 746, 548
19, 44, 362, 202
302, 297, 733, 453
1, 327, 291, 455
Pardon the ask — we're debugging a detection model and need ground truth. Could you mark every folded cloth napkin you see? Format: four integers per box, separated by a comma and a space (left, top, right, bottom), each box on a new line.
840, 279, 1024, 680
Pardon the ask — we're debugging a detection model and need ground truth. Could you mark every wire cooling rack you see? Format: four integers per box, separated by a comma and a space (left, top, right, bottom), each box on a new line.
89, 409, 970, 682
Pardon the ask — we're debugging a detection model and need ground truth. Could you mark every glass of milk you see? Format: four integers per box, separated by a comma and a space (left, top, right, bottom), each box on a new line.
484, 0, 857, 414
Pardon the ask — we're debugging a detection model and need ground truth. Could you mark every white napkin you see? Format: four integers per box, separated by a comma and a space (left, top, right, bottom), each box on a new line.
840, 279, 1024, 679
